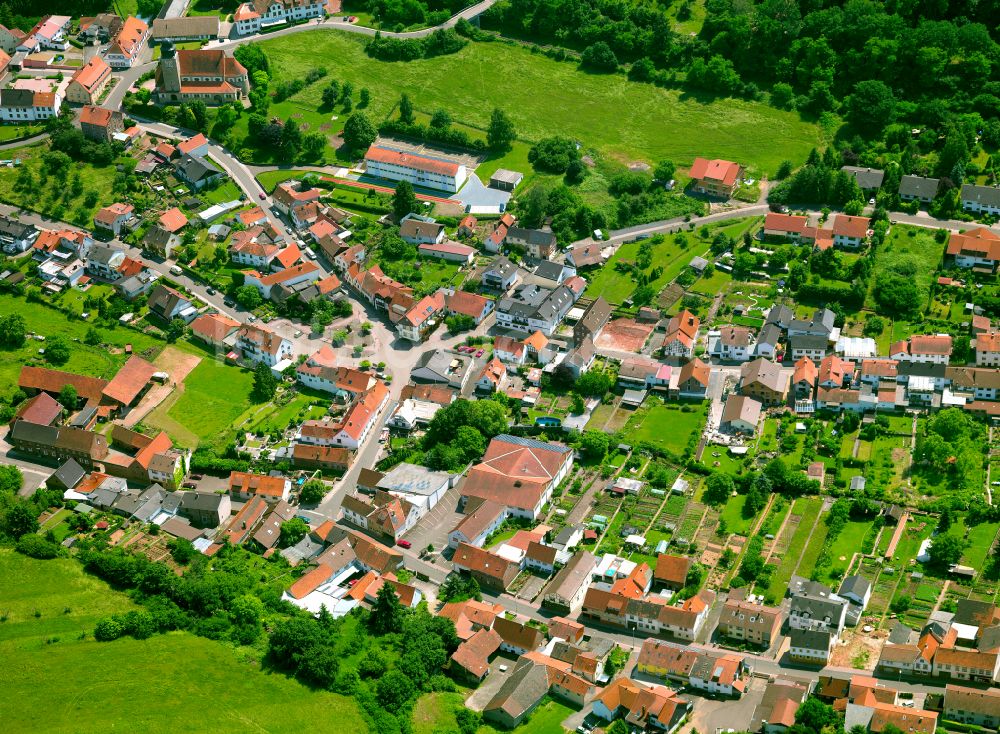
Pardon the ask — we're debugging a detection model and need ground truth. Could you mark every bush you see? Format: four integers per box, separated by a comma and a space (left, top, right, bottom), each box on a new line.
16, 534, 60, 559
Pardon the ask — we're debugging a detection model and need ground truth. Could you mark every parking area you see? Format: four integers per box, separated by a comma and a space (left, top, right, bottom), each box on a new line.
402, 483, 465, 556
456, 174, 511, 213
685, 676, 767, 734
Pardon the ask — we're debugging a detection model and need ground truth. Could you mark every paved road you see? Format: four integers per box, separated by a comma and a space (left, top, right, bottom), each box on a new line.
208, 0, 499, 48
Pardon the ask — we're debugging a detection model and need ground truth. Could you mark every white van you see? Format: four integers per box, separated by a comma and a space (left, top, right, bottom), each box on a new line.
169, 265, 183, 276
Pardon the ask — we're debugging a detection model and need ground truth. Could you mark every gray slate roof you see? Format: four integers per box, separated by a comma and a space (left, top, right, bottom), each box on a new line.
898, 175, 939, 199
962, 184, 1000, 208
841, 166, 885, 190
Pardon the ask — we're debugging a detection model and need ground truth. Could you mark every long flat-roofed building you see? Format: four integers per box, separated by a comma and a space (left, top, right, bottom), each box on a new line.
364, 145, 467, 193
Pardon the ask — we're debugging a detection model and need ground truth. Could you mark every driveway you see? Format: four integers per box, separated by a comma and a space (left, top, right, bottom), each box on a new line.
402, 483, 465, 554
456, 175, 511, 213
683, 677, 767, 734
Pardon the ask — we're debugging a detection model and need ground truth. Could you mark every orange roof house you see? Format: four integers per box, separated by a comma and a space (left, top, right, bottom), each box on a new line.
689, 157, 742, 196
102, 356, 157, 407
158, 207, 188, 233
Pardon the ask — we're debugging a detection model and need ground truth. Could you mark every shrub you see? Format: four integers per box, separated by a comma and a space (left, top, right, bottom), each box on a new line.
16, 534, 60, 559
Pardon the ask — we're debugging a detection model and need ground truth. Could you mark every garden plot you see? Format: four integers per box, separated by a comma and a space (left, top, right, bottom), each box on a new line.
764, 497, 823, 603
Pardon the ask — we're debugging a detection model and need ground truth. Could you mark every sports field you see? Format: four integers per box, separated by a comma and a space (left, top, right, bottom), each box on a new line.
0, 550, 367, 734
257, 31, 823, 174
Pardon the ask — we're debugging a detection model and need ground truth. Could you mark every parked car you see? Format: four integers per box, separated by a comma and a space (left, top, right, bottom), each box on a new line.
206, 287, 216, 295
258, 193, 266, 200
182, 481, 197, 489
397, 539, 412, 549
189, 474, 203, 480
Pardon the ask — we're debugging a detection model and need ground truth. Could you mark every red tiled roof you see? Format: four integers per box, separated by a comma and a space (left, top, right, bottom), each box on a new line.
365, 145, 460, 177
72, 56, 111, 92
274, 242, 301, 269
19, 366, 108, 403
793, 356, 817, 386
229, 470, 287, 498
690, 157, 740, 186
158, 207, 188, 232
13, 392, 62, 425
288, 563, 333, 599
654, 554, 692, 586
102, 356, 156, 405
764, 212, 808, 234
947, 228, 1000, 261
177, 133, 208, 156
190, 312, 239, 342
831, 214, 870, 239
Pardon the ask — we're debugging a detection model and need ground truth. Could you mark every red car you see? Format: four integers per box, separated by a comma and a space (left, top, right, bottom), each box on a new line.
258, 193, 266, 200
397, 539, 412, 549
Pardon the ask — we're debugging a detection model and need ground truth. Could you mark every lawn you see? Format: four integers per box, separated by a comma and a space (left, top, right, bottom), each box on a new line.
0, 293, 167, 400
719, 493, 755, 536
257, 31, 823, 174
0, 144, 120, 227
0, 123, 43, 142
765, 496, 822, 602
870, 225, 946, 311
200, 179, 244, 205
257, 168, 321, 192
961, 521, 999, 569
822, 519, 875, 581
0, 550, 367, 734
622, 400, 706, 457
143, 354, 256, 450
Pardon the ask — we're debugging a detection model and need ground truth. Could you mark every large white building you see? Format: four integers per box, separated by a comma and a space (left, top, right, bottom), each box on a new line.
233, 0, 326, 36
364, 145, 467, 193
0, 89, 60, 122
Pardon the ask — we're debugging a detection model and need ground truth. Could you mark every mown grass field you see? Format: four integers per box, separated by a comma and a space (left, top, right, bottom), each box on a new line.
144, 355, 256, 450
0, 294, 166, 401
623, 401, 706, 456
257, 31, 823, 174
0, 550, 367, 734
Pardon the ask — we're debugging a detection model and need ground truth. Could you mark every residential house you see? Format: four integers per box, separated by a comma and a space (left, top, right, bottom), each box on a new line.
78, 105, 123, 145
717, 598, 783, 648
574, 296, 612, 346
542, 550, 597, 613
236, 323, 294, 366
739, 358, 788, 406
104, 16, 148, 69
506, 227, 557, 260
947, 228, 1000, 271
228, 470, 290, 503
400, 217, 444, 245
67, 57, 112, 105
662, 310, 700, 358
948, 366, 1000, 401
689, 157, 742, 197
93, 204, 134, 236
789, 585, 848, 636
229, 224, 287, 268
582, 587, 716, 640
763, 212, 809, 241
147, 284, 193, 321
788, 627, 835, 665
793, 357, 817, 399
977, 332, 1000, 367
363, 144, 467, 193
451, 542, 521, 592
0, 94, 55, 128
675, 358, 710, 399
232, 0, 325, 35
943, 684, 1000, 729
476, 357, 507, 393
411, 349, 474, 390
483, 655, 593, 728
497, 283, 576, 336
493, 615, 544, 655
154, 47, 250, 105
243, 262, 320, 300
688, 652, 749, 697
753, 680, 809, 734
144, 225, 180, 259
933, 648, 1000, 683
899, 175, 939, 203
437, 597, 503, 640
79, 14, 123, 43
180, 490, 231, 527
961, 184, 1000, 217
842, 166, 884, 194
567, 242, 605, 269
713, 326, 755, 362
341, 490, 420, 543
457, 214, 477, 238
8, 420, 109, 468
444, 289, 494, 325
831, 215, 870, 248
460, 435, 574, 520
720, 395, 762, 434
191, 313, 240, 350
592, 677, 690, 734
397, 291, 446, 343
891, 334, 953, 364
482, 256, 518, 291
448, 498, 508, 549
85, 243, 127, 279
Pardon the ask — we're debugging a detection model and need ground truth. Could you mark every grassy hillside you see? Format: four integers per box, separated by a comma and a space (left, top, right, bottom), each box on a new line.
0, 550, 368, 734
257, 31, 823, 174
